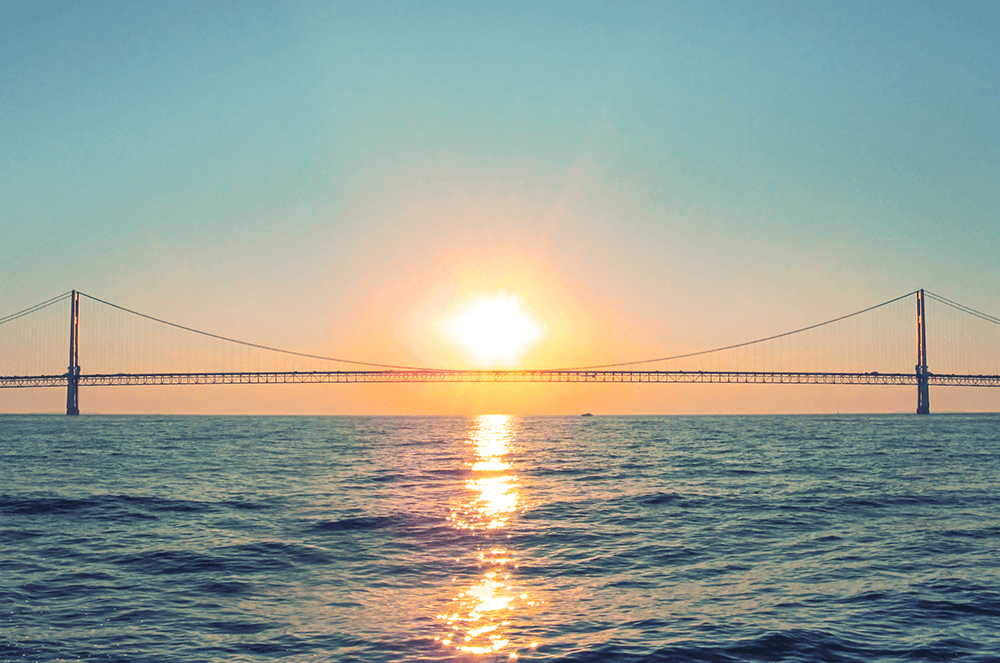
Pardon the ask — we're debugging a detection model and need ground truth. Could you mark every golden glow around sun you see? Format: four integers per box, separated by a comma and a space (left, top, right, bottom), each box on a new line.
450, 294, 543, 366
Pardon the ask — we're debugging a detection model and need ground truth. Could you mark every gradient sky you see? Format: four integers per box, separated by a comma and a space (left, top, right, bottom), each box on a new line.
3, 0, 999, 414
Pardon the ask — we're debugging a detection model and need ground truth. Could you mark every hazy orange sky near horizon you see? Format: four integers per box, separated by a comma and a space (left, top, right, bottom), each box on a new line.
3, 1, 1000, 414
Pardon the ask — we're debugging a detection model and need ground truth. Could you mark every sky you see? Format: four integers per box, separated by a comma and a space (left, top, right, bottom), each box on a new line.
2, 0, 999, 414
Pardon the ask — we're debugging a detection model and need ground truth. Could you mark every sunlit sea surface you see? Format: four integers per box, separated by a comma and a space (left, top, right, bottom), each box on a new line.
3, 414, 1000, 662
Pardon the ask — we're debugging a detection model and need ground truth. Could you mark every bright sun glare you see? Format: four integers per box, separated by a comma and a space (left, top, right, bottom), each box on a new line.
450, 294, 543, 366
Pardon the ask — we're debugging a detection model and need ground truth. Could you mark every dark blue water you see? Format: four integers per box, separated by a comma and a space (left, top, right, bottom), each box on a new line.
2, 414, 999, 662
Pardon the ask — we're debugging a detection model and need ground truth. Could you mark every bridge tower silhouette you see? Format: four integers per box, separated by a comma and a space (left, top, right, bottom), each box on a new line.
66, 290, 80, 416
916, 289, 930, 415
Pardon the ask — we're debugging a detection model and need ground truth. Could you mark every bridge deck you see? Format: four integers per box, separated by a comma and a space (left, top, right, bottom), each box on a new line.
3, 370, 1000, 388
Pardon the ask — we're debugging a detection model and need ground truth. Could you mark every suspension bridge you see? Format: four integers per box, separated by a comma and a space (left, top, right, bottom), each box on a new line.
2, 289, 999, 415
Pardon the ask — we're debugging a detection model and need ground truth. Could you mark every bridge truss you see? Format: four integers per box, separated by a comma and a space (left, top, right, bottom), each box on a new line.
4, 369, 1000, 389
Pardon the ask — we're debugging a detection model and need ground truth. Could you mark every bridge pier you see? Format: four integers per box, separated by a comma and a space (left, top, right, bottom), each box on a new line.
66, 290, 80, 416
916, 289, 930, 414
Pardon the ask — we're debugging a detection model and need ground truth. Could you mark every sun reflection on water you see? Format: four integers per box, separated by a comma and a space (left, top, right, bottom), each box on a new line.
437, 414, 541, 658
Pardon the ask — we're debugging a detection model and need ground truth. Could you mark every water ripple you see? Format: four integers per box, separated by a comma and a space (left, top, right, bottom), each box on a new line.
1, 414, 999, 662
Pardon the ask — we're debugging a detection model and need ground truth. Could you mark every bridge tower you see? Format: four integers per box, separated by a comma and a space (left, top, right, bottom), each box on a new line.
916, 288, 930, 414
66, 290, 80, 416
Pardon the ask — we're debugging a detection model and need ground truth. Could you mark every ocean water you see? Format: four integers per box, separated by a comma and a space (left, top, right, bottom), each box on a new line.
2, 413, 999, 662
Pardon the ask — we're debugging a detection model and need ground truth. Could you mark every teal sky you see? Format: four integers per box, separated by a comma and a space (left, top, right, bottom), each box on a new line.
3, 1, 999, 412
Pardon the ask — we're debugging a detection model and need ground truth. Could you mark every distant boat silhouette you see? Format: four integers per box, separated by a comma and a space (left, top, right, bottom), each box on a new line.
581, 412, 593, 417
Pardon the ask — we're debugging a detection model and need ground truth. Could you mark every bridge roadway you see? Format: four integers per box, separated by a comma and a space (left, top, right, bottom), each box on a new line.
3, 370, 1000, 388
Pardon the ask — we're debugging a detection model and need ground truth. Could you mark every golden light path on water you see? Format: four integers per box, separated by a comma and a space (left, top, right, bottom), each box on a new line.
436, 415, 541, 658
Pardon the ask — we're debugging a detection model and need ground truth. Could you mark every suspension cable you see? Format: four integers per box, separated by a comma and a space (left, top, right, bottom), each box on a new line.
554, 290, 920, 370
14, 289, 992, 374
77, 291, 439, 371
925, 291, 1000, 326
0, 292, 72, 326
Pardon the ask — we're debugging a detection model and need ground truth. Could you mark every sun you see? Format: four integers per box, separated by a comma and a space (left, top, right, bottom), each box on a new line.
450, 294, 544, 366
